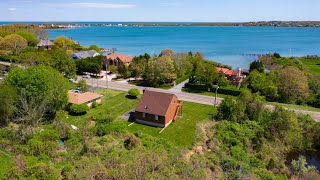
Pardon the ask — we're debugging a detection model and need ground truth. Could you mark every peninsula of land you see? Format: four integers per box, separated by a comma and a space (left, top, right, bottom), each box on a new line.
30, 21, 320, 29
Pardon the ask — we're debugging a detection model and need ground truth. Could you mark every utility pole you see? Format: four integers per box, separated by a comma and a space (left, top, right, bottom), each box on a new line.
105, 63, 108, 88
214, 84, 219, 107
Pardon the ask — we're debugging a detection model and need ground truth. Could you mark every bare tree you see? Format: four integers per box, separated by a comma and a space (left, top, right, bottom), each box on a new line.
15, 91, 47, 127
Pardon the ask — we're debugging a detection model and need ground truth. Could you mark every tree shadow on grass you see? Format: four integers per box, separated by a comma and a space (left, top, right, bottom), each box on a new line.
125, 95, 138, 99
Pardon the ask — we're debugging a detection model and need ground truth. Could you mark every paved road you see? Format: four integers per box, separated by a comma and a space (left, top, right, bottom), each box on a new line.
86, 78, 320, 122
170, 79, 189, 92
0, 61, 24, 68
85, 78, 222, 106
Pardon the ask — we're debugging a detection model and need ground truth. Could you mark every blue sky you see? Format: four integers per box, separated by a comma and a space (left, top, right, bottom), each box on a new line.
1, 0, 320, 22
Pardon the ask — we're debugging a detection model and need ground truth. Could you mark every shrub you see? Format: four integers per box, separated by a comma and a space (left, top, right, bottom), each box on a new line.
124, 135, 141, 150
127, 88, 140, 99
95, 116, 114, 136
91, 101, 98, 108
69, 104, 89, 115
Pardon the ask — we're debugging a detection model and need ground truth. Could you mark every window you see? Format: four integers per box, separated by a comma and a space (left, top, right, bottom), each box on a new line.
155, 115, 159, 121
142, 112, 146, 118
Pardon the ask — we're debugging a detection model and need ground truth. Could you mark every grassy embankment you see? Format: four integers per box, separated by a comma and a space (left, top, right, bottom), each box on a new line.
300, 58, 320, 76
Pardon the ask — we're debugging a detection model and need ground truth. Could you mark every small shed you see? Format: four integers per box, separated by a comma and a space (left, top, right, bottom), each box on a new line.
68, 91, 103, 107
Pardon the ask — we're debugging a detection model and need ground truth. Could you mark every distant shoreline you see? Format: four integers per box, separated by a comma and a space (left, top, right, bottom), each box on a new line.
3, 21, 320, 29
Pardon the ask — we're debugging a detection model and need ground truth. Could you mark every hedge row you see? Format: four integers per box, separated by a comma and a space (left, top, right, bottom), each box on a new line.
184, 83, 242, 96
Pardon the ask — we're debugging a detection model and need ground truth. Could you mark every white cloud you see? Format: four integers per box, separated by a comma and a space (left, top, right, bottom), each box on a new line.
70, 2, 136, 9
8, 8, 17, 11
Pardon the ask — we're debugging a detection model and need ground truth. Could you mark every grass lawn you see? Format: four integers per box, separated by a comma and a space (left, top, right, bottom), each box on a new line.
267, 102, 320, 112
300, 58, 320, 76
182, 87, 232, 99
124, 102, 216, 148
66, 89, 139, 128
66, 88, 216, 149
0, 150, 14, 178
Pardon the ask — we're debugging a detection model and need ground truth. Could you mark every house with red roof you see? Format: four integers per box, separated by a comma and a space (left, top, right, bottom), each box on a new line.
103, 54, 133, 68
216, 67, 245, 84
135, 90, 183, 128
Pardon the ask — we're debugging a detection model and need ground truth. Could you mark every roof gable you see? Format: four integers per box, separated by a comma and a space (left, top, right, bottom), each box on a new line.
135, 90, 176, 116
105, 54, 133, 63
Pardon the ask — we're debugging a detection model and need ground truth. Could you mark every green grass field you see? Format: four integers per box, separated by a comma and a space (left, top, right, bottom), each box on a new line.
66, 89, 215, 149
0, 150, 14, 179
267, 102, 320, 112
182, 88, 231, 99
66, 89, 139, 127
301, 58, 320, 76
125, 102, 215, 148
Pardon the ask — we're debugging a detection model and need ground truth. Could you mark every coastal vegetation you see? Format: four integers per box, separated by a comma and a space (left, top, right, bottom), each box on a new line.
1, 85, 320, 179
246, 53, 320, 108
1, 24, 320, 179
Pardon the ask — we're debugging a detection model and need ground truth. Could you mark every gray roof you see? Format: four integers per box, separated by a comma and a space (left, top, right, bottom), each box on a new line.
37, 39, 54, 47
71, 50, 99, 59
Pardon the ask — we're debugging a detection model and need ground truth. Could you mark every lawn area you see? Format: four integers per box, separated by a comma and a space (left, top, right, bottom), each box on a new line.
301, 58, 320, 76
65, 88, 216, 149
124, 102, 216, 148
267, 102, 320, 112
66, 89, 139, 128
0, 150, 14, 179
182, 87, 232, 99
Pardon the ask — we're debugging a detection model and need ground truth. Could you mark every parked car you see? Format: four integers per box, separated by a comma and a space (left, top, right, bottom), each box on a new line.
71, 89, 81, 93
82, 75, 91, 79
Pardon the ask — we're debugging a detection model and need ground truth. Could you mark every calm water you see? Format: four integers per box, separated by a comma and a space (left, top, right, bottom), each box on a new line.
46, 26, 320, 68
287, 150, 320, 171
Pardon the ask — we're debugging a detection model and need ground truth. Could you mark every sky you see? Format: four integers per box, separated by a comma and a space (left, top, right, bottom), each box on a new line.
1, 0, 320, 22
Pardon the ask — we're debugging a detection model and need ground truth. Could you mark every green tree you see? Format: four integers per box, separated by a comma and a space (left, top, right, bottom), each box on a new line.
108, 65, 118, 74
143, 56, 177, 86
127, 88, 140, 99
118, 64, 129, 78
75, 56, 102, 76
172, 53, 192, 77
0, 84, 17, 126
53, 36, 75, 50
77, 79, 89, 92
216, 96, 246, 122
48, 48, 77, 78
249, 60, 264, 73
0, 34, 28, 54
156, 56, 177, 84
276, 66, 309, 103
291, 156, 309, 176
18, 51, 51, 66
189, 52, 204, 83
4, 66, 69, 125
69, 104, 89, 116
247, 70, 278, 101
16, 31, 39, 46
88, 45, 100, 52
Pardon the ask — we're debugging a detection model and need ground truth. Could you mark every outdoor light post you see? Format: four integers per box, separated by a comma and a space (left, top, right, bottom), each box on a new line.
214, 84, 219, 107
